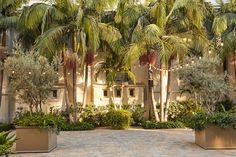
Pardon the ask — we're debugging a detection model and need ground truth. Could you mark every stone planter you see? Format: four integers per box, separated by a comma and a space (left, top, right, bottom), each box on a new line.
195, 125, 236, 149
16, 126, 57, 153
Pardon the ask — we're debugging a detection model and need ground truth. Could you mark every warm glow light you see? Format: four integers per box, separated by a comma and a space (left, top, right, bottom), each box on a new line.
29, 72, 32, 75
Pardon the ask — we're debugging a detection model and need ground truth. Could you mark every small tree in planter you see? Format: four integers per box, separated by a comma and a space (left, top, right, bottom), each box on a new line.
3, 45, 60, 153
177, 55, 230, 112
4, 45, 57, 113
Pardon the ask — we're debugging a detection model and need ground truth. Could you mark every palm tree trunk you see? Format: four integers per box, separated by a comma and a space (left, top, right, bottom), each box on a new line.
0, 31, 7, 109
148, 64, 159, 121
164, 59, 172, 121
82, 64, 88, 109
160, 62, 168, 122
72, 32, 77, 123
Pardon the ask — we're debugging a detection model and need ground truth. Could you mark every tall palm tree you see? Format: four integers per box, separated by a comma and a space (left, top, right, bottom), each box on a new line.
212, 0, 236, 79
0, 0, 29, 109
20, 0, 118, 122
128, 0, 209, 121
95, 0, 146, 106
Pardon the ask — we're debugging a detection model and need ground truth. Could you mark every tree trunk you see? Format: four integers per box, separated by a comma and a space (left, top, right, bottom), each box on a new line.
82, 64, 88, 109
160, 62, 168, 122
164, 59, 172, 121
234, 52, 236, 79
62, 52, 70, 117
71, 32, 78, 123
0, 31, 7, 109
148, 64, 159, 121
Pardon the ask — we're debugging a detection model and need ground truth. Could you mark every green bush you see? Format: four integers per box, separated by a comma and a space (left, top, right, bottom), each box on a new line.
81, 104, 108, 127
0, 131, 15, 156
61, 122, 95, 131
215, 99, 236, 112
167, 100, 203, 123
187, 112, 236, 130
142, 121, 185, 129
0, 123, 14, 132
14, 112, 66, 134
106, 110, 132, 129
131, 105, 144, 126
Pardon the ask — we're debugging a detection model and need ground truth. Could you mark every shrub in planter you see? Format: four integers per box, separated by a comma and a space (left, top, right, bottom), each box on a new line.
14, 112, 65, 133
142, 121, 185, 129
14, 112, 65, 152
0, 131, 15, 156
188, 112, 236, 149
106, 110, 132, 129
187, 112, 236, 130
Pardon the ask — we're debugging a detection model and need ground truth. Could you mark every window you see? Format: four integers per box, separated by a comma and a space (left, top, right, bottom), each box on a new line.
103, 89, 108, 97
50, 90, 58, 99
129, 88, 135, 97
115, 88, 121, 97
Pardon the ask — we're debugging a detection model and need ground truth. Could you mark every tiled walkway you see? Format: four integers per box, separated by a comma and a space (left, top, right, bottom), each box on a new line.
13, 128, 236, 157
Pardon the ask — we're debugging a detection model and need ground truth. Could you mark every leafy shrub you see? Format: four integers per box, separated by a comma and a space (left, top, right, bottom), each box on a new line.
14, 112, 66, 134
215, 99, 236, 112
187, 112, 236, 130
167, 100, 203, 123
106, 110, 132, 129
81, 104, 108, 127
0, 131, 15, 156
131, 105, 144, 126
0, 123, 14, 132
142, 121, 185, 129
61, 122, 95, 131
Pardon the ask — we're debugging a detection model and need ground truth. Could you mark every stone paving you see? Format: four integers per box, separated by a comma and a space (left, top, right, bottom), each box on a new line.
13, 128, 236, 157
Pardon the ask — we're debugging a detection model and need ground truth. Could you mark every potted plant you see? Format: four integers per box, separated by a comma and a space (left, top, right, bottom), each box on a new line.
14, 112, 65, 152
188, 112, 236, 149
3, 45, 60, 152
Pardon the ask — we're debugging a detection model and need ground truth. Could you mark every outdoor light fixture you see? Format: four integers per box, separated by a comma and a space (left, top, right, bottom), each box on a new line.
208, 49, 212, 54
220, 41, 224, 47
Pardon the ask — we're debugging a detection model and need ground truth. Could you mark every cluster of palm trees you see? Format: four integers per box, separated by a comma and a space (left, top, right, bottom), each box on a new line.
0, 0, 236, 122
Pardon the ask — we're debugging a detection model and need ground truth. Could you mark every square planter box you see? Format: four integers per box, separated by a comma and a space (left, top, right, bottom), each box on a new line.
195, 125, 236, 149
16, 126, 57, 153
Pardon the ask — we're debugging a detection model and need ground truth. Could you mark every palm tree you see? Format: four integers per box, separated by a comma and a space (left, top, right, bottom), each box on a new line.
95, 0, 146, 107
128, 0, 209, 121
212, 0, 236, 79
20, 0, 118, 122
0, 0, 29, 109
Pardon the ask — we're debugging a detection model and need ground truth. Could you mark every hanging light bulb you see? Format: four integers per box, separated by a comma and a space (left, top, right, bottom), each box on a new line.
43, 72, 46, 75
208, 49, 212, 54
199, 56, 202, 60
28, 72, 32, 75
180, 66, 183, 69
12, 70, 15, 74
68, 72, 70, 75
186, 64, 189, 66
56, 72, 59, 75
191, 60, 194, 64
220, 41, 224, 47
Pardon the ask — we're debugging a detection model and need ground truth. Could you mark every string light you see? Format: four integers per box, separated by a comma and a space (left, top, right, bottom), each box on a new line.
43, 72, 46, 75
28, 72, 32, 75
208, 49, 212, 54
68, 72, 70, 75
220, 41, 224, 47
56, 72, 59, 75
11, 70, 15, 74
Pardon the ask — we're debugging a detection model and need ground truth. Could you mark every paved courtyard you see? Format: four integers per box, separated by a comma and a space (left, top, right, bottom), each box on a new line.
13, 128, 236, 157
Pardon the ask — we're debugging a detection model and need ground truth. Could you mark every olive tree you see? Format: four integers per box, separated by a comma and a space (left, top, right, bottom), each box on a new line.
3, 45, 57, 113
177, 55, 230, 112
